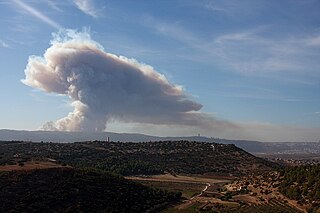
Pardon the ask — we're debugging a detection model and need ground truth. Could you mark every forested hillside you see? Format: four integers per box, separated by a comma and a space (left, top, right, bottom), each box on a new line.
0, 168, 181, 212
280, 164, 320, 212
0, 141, 280, 176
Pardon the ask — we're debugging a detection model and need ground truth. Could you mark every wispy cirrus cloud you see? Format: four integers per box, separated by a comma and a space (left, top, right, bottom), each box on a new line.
12, 0, 62, 29
0, 40, 9, 48
202, 0, 267, 17
44, 0, 63, 12
73, 0, 100, 18
144, 17, 320, 84
211, 30, 320, 78
306, 35, 320, 47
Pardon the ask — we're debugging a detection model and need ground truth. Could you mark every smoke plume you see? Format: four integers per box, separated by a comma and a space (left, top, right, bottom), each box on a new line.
22, 29, 228, 132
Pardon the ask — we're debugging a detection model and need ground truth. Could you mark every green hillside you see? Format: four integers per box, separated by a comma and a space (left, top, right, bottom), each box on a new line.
0, 140, 280, 176
0, 168, 181, 212
280, 164, 320, 212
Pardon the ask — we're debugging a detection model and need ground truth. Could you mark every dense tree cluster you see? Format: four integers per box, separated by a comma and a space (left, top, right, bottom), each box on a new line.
279, 164, 320, 212
0, 168, 181, 212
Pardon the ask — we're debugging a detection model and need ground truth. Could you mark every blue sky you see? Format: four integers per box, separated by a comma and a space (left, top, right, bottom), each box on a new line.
0, 0, 319, 141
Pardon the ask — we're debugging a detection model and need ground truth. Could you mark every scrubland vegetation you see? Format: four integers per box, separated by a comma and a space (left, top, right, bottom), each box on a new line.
280, 165, 320, 212
0, 140, 318, 212
0, 140, 279, 176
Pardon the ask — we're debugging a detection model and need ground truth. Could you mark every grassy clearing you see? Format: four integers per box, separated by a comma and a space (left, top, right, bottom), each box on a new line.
127, 173, 230, 184
0, 161, 68, 171
133, 180, 204, 199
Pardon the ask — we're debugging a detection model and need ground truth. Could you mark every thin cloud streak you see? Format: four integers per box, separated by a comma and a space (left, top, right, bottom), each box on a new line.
306, 35, 320, 46
44, 0, 63, 12
145, 18, 320, 83
73, 0, 99, 18
12, 0, 61, 29
0, 40, 9, 48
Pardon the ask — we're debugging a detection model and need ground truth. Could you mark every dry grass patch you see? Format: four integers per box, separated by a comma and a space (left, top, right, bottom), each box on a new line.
0, 161, 69, 171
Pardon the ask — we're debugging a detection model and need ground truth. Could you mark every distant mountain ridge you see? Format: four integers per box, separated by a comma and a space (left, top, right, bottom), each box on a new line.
0, 129, 160, 143
0, 129, 265, 151
0, 129, 319, 154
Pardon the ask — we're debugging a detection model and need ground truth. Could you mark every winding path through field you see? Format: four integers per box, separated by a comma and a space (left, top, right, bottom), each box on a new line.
191, 183, 210, 199
126, 174, 231, 210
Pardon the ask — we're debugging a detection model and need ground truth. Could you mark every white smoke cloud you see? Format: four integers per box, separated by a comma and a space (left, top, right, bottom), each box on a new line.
22, 29, 231, 132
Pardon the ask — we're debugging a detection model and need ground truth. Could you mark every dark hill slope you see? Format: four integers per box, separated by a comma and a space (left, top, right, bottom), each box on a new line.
0, 168, 181, 213
78, 141, 279, 176
0, 141, 280, 176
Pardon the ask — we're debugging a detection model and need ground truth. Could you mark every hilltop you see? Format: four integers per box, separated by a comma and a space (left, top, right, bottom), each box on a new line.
0, 140, 279, 176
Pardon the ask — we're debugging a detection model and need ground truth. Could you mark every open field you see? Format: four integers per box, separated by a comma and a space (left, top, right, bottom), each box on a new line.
0, 161, 69, 171
127, 174, 231, 199
127, 173, 231, 185
132, 180, 204, 199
